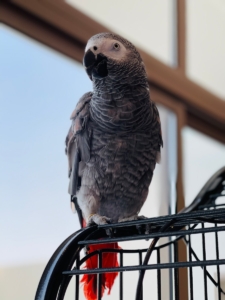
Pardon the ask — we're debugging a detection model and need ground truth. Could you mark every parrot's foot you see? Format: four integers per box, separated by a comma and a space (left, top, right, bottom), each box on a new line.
119, 215, 151, 235
118, 214, 139, 222
87, 214, 112, 236
118, 214, 148, 222
87, 214, 111, 226
137, 215, 151, 235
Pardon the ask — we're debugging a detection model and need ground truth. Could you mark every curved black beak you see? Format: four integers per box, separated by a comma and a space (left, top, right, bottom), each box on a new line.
83, 50, 108, 80
83, 49, 96, 69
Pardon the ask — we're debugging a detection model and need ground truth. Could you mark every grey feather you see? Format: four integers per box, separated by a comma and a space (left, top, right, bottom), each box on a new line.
65, 92, 92, 197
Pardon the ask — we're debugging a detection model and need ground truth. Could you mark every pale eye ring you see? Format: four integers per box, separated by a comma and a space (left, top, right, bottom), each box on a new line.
113, 43, 120, 50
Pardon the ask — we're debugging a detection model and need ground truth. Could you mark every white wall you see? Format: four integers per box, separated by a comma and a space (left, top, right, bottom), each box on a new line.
67, 0, 177, 66
186, 0, 225, 99
182, 127, 225, 206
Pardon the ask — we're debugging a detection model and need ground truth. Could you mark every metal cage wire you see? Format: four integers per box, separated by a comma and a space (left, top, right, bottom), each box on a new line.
35, 167, 225, 300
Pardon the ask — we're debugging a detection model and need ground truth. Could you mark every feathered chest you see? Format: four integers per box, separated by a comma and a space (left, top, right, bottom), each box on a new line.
89, 91, 153, 134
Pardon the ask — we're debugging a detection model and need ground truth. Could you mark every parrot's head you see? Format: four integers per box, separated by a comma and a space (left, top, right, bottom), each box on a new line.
83, 33, 147, 84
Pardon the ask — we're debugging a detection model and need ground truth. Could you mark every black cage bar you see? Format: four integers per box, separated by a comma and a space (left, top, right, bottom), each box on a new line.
35, 167, 225, 300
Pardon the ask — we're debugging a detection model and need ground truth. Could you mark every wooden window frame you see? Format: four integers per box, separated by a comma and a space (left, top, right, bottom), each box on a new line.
1, 0, 224, 298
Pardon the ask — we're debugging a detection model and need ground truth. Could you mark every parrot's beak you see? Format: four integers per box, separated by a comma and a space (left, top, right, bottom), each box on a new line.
83, 50, 108, 80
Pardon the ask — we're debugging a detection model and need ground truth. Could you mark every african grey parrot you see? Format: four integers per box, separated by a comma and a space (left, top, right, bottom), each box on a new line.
65, 32, 162, 299
66, 32, 162, 226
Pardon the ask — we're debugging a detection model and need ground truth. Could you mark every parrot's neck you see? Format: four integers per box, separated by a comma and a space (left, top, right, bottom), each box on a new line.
93, 71, 149, 95
89, 62, 152, 133
92, 59, 149, 94
93, 82, 150, 100
90, 82, 152, 133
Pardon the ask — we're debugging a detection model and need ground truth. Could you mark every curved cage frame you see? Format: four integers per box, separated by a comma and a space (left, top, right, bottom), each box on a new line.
35, 167, 225, 300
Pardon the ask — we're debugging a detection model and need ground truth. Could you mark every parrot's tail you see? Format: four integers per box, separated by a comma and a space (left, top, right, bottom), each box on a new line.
81, 243, 120, 300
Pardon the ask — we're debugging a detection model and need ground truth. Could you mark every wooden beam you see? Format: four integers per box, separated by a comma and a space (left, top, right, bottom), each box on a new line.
177, 0, 186, 72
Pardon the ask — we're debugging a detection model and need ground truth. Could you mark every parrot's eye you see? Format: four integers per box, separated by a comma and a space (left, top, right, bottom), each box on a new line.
113, 43, 120, 50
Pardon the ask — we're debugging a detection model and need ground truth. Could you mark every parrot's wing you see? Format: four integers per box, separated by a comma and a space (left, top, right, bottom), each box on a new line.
152, 102, 163, 163
65, 92, 92, 215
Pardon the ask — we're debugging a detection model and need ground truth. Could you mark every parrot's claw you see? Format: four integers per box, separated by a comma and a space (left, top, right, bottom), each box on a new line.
118, 214, 139, 222
87, 214, 111, 226
87, 214, 112, 236
137, 215, 148, 220
144, 223, 151, 236
137, 215, 151, 235
119, 215, 151, 235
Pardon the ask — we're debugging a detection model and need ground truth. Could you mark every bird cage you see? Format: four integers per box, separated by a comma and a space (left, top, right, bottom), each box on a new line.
35, 167, 225, 300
